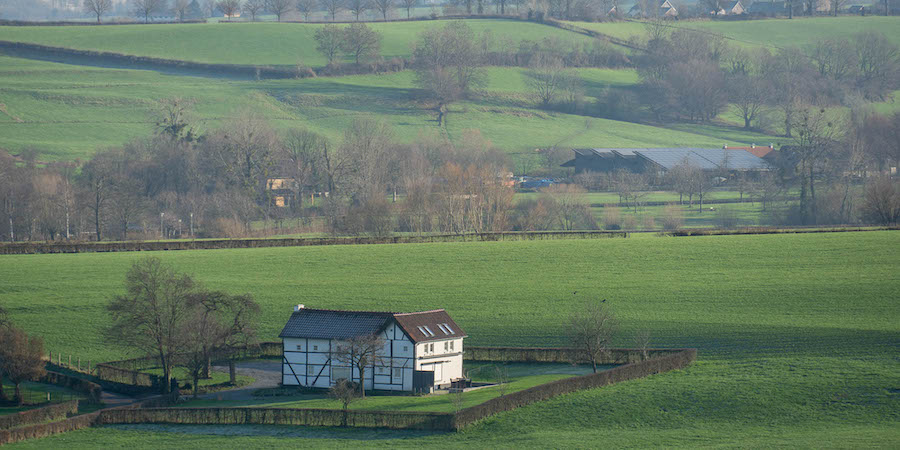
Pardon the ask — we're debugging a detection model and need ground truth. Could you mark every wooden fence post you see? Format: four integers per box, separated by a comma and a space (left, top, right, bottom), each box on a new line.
68, 355, 71, 367
77, 357, 81, 371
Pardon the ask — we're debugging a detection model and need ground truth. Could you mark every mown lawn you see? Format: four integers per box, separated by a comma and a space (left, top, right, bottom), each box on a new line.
1, 231, 898, 446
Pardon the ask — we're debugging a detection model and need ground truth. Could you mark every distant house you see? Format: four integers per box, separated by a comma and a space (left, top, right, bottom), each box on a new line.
627, 0, 678, 18
747, 0, 792, 16
713, 0, 746, 14
280, 306, 467, 393
561, 148, 770, 175
847, 4, 865, 14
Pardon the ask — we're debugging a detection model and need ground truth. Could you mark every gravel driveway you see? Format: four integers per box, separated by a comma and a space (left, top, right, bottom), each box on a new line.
199, 360, 282, 401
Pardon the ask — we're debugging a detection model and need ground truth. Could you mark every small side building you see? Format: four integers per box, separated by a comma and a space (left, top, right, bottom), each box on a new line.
280, 306, 466, 393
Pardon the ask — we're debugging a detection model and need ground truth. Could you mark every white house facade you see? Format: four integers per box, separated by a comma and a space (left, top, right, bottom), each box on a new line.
280, 306, 466, 393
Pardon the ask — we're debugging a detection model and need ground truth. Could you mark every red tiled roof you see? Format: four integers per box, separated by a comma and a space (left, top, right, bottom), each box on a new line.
728, 146, 774, 159
393, 309, 467, 343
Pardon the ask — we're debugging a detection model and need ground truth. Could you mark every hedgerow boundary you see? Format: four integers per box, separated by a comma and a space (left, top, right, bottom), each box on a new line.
0, 400, 79, 431
0, 231, 627, 255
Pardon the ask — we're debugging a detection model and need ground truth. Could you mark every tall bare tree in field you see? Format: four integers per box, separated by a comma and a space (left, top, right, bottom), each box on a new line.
321, 0, 344, 20
525, 54, 566, 107
569, 300, 617, 373
346, 0, 369, 19
266, 0, 294, 20
83, 0, 113, 22
372, 0, 393, 19
295, 0, 317, 19
107, 258, 196, 393
242, 0, 265, 19
217, 0, 242, 18
341, 22, 381, 65
132, 0, 166, 22
401, 0, 415, 17
315, 24, 344, 64
173, 0, 192, 20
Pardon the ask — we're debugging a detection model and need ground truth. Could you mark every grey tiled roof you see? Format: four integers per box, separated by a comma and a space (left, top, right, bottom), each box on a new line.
279, 308, 394, 340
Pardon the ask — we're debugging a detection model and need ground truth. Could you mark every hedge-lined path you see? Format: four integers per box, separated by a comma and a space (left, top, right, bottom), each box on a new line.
199, 361, 280, 402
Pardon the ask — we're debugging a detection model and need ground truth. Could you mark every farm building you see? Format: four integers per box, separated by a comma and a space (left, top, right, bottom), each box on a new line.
561, 147, 770, 175
280, 305, 466, 393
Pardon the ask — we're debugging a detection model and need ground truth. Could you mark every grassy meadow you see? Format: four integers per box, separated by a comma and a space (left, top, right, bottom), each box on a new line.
0, 20, 594, 67
1, 231, 898, 446
0, 56, 783, 160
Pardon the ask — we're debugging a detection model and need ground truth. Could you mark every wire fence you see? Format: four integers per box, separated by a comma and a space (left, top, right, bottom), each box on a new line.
1, 386, 83, 406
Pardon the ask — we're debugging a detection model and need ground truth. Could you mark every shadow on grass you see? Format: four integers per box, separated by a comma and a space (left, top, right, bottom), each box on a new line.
102, 423, 449, 440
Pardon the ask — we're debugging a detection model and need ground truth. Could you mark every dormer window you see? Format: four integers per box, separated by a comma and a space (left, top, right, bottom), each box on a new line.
443, 323, 454, 334
423, 326, 435, 337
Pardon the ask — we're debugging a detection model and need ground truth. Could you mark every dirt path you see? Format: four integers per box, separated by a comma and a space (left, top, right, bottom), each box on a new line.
198, 361, 281, 402
100, 390, 140, 408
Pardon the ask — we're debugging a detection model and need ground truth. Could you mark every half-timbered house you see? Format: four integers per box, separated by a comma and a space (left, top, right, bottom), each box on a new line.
280, 305, 466, 393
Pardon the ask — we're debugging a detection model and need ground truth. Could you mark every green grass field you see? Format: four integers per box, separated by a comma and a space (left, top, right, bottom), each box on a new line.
0, 56, 783, 160
1, 231, 898, 446
566, 16, 900, 49
0, 20, 593, 67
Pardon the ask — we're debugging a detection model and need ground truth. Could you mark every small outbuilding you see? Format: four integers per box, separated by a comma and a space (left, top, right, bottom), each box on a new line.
280, 305, 466, 393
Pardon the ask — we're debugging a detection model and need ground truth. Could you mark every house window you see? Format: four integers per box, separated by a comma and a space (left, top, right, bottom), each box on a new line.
443, 323, 454, 334
423, 326, 435, 337
403, 345, 408, 352
438, 324, 450, 335
392, 368, 402, 381
295, 344, 303, 351
307, 365, 317, 375
450, 341, 454, 351
429, 343, 434, 352
313, 345, 318, 351
444, 342, 449, 352
377, 366, 387, 375
332, 366, 351, 381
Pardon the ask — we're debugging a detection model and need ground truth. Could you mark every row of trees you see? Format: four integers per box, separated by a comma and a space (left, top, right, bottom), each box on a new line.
634, 25, 900, 131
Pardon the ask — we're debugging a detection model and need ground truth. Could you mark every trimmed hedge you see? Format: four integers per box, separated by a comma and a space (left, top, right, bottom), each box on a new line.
667, 226, 900, 237
454, 348, 697, 429
0, 409, 100, 445
40, 371, 102, 404
96, 364, 162, 391
99, 407, 454, 430
0, 231, 627, 254
0, 400, 78, 431
465, 346, 685, 365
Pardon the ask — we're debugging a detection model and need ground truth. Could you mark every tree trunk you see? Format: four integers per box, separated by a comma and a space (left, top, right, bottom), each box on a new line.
193, 373, 199, 398
203, 353, 211, 379
591, 359, 597, 373
229, 360, 236, 385
14, 383, 23, 405
0, 377, 6, 402
809, 162, 816, 224
358, 366, 366, 398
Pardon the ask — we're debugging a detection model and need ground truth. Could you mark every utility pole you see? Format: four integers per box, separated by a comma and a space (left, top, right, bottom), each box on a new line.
160, 212, 165, 239
190, 212, 194, 237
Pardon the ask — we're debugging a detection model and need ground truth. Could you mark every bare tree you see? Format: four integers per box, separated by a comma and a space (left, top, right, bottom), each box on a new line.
540, 183, 592, 230
331, 334, 385, 398
155, 97, 196, 142
341, 22, 381, 65
321, 0, 344, 19
266, 0, 294, 20
854, 32, 900, 100
132, 0, 166, 22
791, 106, 843, 224
862, 176, 900, 224
315, 24, 343, 64
0, 326, 46, 405
78, 150, 118, 241
329, 378, 359, 414
525, 54, 566, 108
568, 300, 617, 373
372, 0, 393, 18
413, 22, 486, 126
242, 0, 265, 19
107, 258, 197, 393
295, 0, 317, 19
400, 0, 415, 17
281, 128, 329, 211
346, 0, 369, 19
83, 0, 113, 22
729, 74, 771, 130
179, 290, 260, 396
217, 0, 242, 18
